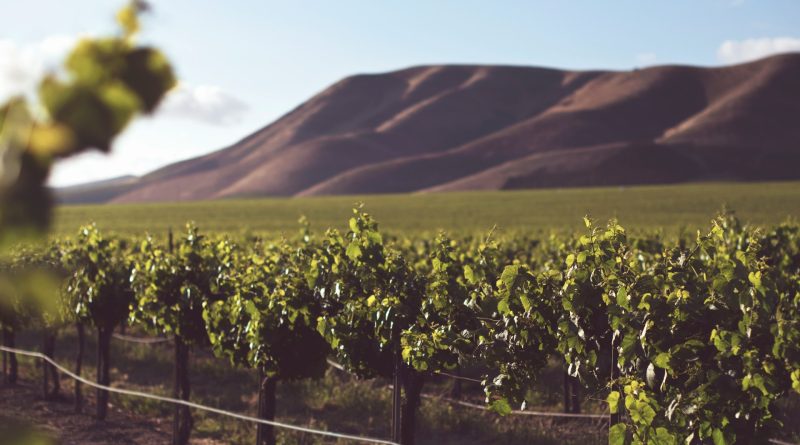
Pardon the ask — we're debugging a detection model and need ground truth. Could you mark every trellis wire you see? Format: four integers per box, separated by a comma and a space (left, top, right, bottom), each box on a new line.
1, 345, 398, 445
326, 359, 608, 420
4, 346, 797, 444
112, 333, 170, 344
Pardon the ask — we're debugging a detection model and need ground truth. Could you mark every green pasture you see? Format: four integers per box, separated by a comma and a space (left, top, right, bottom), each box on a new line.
54, 181, 800, 237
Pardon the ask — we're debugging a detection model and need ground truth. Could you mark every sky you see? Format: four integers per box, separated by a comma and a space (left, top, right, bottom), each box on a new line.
1, 0, 799, 187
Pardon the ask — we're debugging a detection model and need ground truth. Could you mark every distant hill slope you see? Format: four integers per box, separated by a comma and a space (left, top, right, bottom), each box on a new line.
58, 53, 800, 204
56, 175, 139, 204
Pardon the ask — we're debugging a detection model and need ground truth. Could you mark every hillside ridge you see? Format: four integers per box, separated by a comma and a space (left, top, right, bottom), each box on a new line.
57, 53, 800, 204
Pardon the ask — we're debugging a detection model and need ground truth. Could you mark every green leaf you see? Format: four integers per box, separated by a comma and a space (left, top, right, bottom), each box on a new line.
607, 391, 621, 414
316, 318, 327, 337
345, 243, 362, 261
749, 373, 769, 395
464, 265, 476, 284
653, 352, 672, 371
566, 254, 575, 267
747, 271, 761, 288
627, 394, 656, 425
652, 427, 675, 445
489, 399, 512, 416
366, 230, 383, 246
244, 300, 258, 317
116, 2, 141, 38
638, 401, 656, 425
616, 287, 628, 308
497, 298, 510, 316
500, 265, 519, 289
712, 428, 728, 445
519, 294, 531, 312
99, 81, 140, 133
609, 423, 627, 445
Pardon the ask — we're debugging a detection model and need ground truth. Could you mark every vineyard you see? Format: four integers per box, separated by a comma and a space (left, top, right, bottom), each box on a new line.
53, 181, 800, 236
0, 208, 798, 445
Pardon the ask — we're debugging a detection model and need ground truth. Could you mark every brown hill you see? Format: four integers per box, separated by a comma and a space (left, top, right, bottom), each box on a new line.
59, 53, 800, 203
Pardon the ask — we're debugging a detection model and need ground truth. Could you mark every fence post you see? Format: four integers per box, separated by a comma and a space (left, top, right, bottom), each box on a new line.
400, 371, 423, 445
42, 331, 59, 399
570, 376, 581, 414
610, 336, 620, 427
392, 333, 402, 443
449, 364, 462, 399
173, 335, 192, 445
256, 370, 277, 445
42, 335, 49, 398
4, 328, 18, 384
75, 322, 85, 412
96, 327, 112, 420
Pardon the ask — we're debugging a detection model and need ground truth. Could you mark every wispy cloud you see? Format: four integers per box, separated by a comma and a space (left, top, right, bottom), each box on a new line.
0, 35, 76, 100
717, 37, 800, 64
0, 36, 248, 127
159, 83, 249, 125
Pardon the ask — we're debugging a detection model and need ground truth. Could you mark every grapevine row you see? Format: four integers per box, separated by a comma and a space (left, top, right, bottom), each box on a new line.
0, 209, 798, 445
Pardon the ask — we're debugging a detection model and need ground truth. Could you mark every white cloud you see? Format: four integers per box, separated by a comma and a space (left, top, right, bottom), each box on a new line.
0, 35, 76, 101
159, 83, 249, 125
636, 52, 658, 66
717, 37, 800, 64
0, 36, 248, 127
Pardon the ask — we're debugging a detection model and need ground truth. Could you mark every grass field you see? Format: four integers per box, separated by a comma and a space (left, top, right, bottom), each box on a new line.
54, 181, 800, 237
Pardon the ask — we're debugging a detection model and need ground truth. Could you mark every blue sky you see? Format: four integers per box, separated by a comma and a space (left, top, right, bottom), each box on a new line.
1, 0, 799, 186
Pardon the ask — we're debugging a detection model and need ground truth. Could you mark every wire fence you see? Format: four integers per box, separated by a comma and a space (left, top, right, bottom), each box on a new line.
325, 359, 609, 420
1, 345, 399, 445
420, 393, 609, 419
326, 357, 800, 444
4, 345, 798, 445
112, 333, 170, 344
431, 370, 482, 384
117, 339, 608, 418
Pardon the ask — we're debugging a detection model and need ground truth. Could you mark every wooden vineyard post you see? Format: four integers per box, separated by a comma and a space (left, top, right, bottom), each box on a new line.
3, 328, 17, 384
96, 327, 112, 420
610, 336, 620, 427
168, 228, 193, 445
570, 376, 581, 414
256, 369, 278, 445
173, 335, 192, 445
392, 333, 403, 443
75, 322, 85, 412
